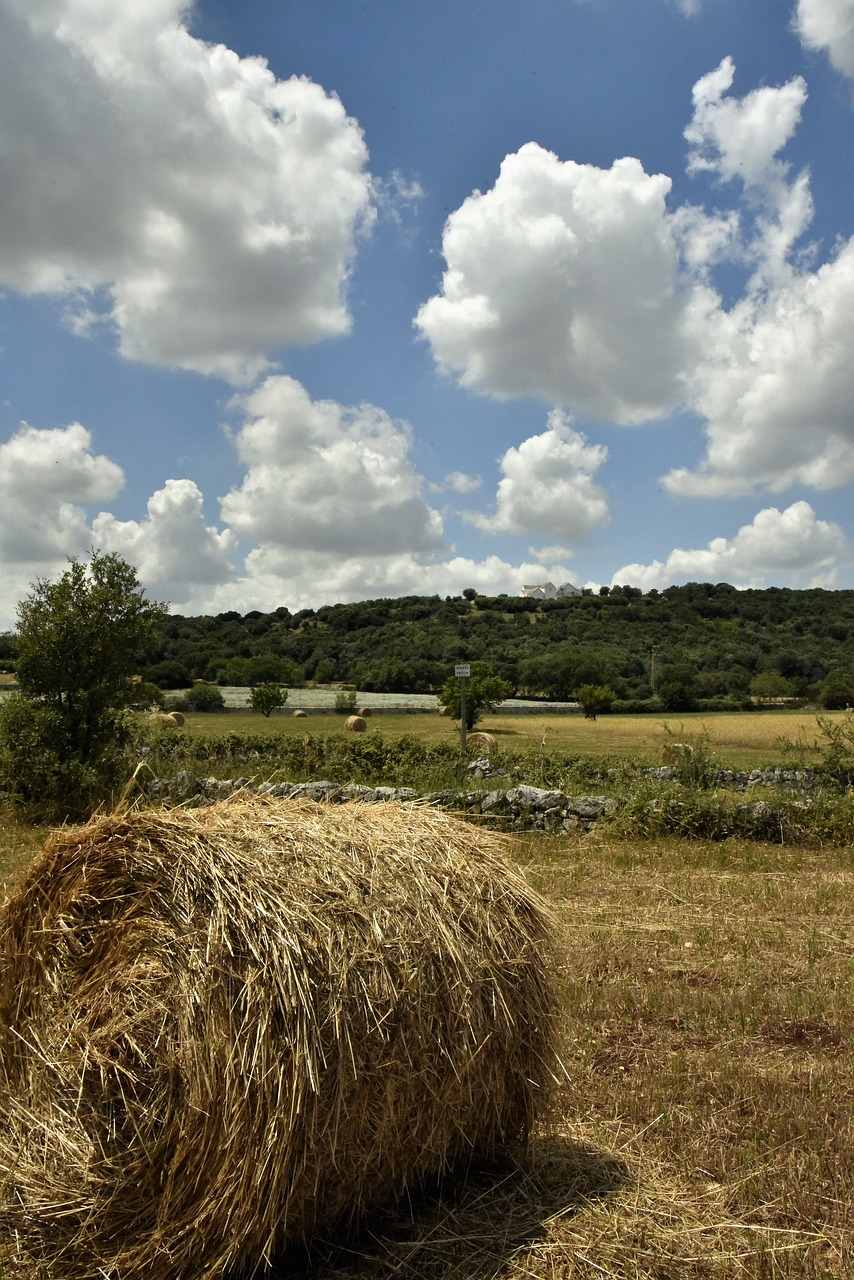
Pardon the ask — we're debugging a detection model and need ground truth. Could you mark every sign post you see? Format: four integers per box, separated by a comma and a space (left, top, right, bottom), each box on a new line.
454, 663, 470, 754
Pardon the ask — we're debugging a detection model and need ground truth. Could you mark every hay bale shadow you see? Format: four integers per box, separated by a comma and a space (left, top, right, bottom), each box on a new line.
269, 1134, 629, 1280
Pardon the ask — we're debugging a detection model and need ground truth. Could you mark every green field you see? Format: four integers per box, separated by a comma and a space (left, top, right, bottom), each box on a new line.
172, 707, 845, 771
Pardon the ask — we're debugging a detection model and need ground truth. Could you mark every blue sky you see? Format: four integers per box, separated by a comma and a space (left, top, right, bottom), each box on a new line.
2, 0, 854, 626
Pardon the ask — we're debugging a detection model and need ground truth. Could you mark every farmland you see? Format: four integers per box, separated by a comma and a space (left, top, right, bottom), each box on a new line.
1, 707, 853, 1277
0, 801, 851, 1276
167, 705, 847, 772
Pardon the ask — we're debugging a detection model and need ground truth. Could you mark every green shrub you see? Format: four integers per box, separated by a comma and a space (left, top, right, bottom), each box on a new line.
333, 688, 358, 715
184, 683, 225, 712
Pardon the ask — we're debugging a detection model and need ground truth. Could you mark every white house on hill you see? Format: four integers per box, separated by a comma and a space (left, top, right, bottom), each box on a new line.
520, 581, 582, 600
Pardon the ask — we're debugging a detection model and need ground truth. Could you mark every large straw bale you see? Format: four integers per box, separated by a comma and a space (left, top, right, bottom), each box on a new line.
345, 714, 367, 732
0, 798, 559, 1280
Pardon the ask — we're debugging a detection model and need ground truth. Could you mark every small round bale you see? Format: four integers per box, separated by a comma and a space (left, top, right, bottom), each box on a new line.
0, 799, 558, 1280
292, 708, 308, 717
168, 710, 185, 727
358, 705, 372, 717
345, 714, 367, 732
468, 731, 497, 754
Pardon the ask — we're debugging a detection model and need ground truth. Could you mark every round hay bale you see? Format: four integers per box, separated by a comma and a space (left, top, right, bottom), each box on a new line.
167, 710, 185, 727
358, 705, 372, 717
468, 731, 497, 754
0, 799, 559, 1280
345, 714, 367, 732
292, 708, 308, 717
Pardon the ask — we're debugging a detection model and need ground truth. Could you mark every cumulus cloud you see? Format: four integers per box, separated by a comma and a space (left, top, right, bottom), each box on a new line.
0, 0, 373, 382
415, 142, 714, 423
611, 502, 848, 590
416, 57, 854, 503
794, 0, 854, 77
0, 421, 125, 626
667, 239, 854, 495
0, 422, 123, 564
442, 471, 482, 494
205, 551, 577, 617
666, 61, 854, 496
684, 57, 812, 287
221, 376, 445, 564
467, 410, 609, 541
92, 479, 236, 605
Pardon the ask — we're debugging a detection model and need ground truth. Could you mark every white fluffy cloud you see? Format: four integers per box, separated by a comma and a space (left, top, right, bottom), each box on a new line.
794, 0, 854, 77
0, 422, 123, 564
0, 421, 124, 625
612, 502, 848, 590
415, 142, 713, 423
221, 376, 445, 563
0, 0, 373, 382
667, 60, 854, 496
417, 57, 854, 501
467, 410, 609, 540
92, 479, 235, 606
204, 551, 578, 617
667, 239, 854, 495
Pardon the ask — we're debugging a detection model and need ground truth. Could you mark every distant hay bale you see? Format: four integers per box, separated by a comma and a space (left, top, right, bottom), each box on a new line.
468, 731, 497, 754
346, 714, 367, 732
148, 710, 181, 727
0, 799, 559, 1280
661, 742, 693, 766
358, 705, 372, 717
292, 708, 308, 717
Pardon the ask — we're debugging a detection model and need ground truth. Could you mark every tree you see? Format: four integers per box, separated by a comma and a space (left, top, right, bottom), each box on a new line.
249, 683, 287, 717
438, 662, 513, 729
575, 683, 617, 720
656, 662, 699, 712
183, 682, 225, 711
0, 551, 166, 817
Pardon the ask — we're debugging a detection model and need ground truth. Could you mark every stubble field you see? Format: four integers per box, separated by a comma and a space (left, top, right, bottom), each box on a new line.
0, 710, 852, 1277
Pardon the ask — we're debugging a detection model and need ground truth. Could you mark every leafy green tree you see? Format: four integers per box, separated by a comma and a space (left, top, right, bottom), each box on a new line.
248, 683, 287, 717
0, 552, 166, 818
656, 663, 699, 712
438, 662, 513, 729
575, 683, 617, 720
818, 671, 854, 710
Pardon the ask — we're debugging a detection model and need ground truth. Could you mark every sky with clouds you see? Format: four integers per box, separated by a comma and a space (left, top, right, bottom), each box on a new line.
2, 0, 854, 626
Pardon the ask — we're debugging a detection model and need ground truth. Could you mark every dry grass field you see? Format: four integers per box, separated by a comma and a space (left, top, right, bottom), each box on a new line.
0, 806, 851, 1278
175, 707, 844, 771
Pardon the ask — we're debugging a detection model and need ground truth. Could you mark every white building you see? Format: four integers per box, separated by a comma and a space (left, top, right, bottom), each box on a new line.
520, 581, 582, 600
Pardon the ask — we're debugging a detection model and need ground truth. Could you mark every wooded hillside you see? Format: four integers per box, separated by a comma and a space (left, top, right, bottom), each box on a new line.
129, 583, 854, 708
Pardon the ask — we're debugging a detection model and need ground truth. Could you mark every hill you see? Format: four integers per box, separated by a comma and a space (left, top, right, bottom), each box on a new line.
132, 583, 854, 709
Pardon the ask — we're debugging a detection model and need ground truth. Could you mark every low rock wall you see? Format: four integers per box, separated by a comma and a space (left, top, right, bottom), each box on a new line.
146, 773, 615, 832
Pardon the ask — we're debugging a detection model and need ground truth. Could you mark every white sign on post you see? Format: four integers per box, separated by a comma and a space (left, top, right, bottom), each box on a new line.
454, 663, 471, 678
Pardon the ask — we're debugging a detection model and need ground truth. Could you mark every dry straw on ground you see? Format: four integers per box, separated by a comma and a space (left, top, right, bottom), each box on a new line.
0, 798, 559, 1280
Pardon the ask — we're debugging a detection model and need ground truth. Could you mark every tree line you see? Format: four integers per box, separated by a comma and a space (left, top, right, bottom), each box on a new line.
94, 581, 854, 710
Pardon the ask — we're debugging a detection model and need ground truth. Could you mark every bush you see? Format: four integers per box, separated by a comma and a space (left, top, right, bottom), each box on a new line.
184, 683, 225, 712
334, 689, 358, 715
0, 695, 132, 819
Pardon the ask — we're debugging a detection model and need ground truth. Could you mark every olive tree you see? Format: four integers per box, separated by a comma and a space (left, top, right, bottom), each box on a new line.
0, 552, 166, 817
